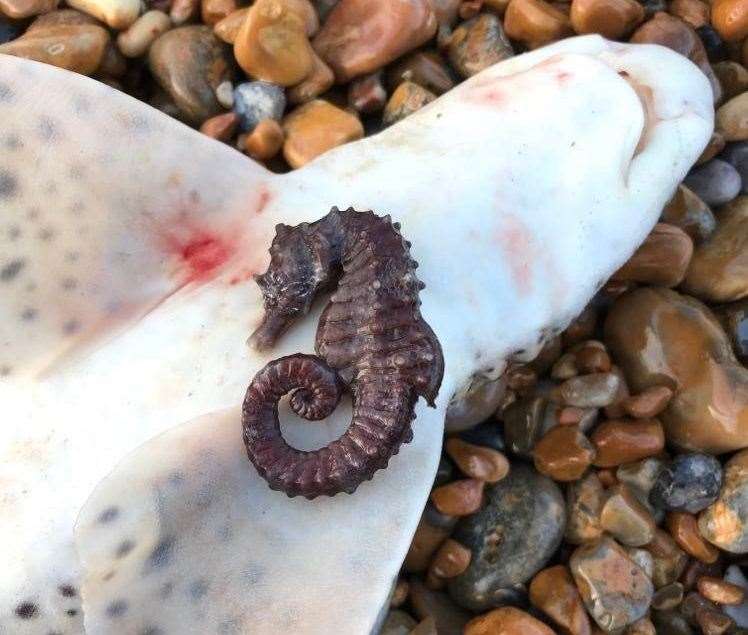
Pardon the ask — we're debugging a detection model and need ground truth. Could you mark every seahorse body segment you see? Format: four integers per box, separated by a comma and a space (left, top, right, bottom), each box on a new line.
242, 207, 444, 499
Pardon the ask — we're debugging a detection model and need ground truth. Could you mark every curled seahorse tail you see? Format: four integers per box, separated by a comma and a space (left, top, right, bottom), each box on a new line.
242, 355, 416, 499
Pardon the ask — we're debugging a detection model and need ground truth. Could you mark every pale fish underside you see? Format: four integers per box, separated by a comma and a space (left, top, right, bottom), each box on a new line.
0, 35, 712, 635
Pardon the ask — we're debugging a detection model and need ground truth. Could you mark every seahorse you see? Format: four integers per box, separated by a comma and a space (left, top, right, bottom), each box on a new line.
242, 206, 444, 499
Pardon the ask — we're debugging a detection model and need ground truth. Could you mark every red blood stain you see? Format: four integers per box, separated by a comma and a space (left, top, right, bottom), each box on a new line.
495, 214, 534, 296
256, 185, 272, 215
180, 235, 232, 281
556, 71, 572, 84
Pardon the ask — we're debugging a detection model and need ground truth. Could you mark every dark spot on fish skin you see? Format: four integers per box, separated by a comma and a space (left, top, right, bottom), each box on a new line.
73, 96, 91, 114
102, 571, 116, 582
61, 278, 78, 290
0, 171, 18, 200
98, 506, 120, 523
58, 584, 77, 597
66, 609, 78, 617
4, 134, 22, 150
63, 319, 81, 335
0, 366, 12, 377
65, 252, 80, 263
0, 82, 13, 102
116, 539, 135, 558
15, 602, 39, 619
38, 117, 60, 142
68, 200, 85, 213
1, 259, 25, 281
146, 536, 175, 571
7, 225, 20, 240
22, 308, 37, 321
159, 582, 174, 599
69, 164, 85, 180
25, 282, 36, 292
140, 627, 164, 635
45, 182, 58, 195
168, 471, 185, 486
27, 207, 40, 221
188, 579, 209, 601
38, 227, 55, 241
106, 599, 128, 618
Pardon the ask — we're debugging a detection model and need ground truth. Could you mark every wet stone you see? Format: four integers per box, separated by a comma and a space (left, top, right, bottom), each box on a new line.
680, 558, 724, 592
625, 546, 654, 581
504, 0, 573, 49
565, 470, 605, 545
444, 438, 509, 483
348, 72, 387, 114
661, 185, 716, 244
405, 503, 458, 573
569, 0, 644, 39
622, 386, 674, 419
434, 456, 454, 487
387, 50, 454, 96
590, 419, 664, 468
616, 457, 665, 515
627, 617, 657, 635
716, 298, 748, 363
66, 0, 140, 29
714, 62, 748, 103
699, 449, 748, 553
242, 118, 284, 160
447, 13, 514, 79
573, 341, 611, 375
555, 372, 621, 408
600, 483, 657, 547
683, 159, 742, 206
697, 131, 727, 166
695, 609, 734, 635
649, 454, 722, 514
383, 81, 436, 126
199, 111, 239, 141
287, 50, 334, 105
213, 7, 248, 43
652, 582, 685, 610
644, 528, 689, 588
720, 141, 748, 194
667, 512, 719, 563
428, 539, 472, 579
380, 609, 417, 634
410, 577, 472, 635
117, 10, 172, 58
528, 565, 591, 635
533, 424, 596, 482
233, 81, 286, 132
431, 478, 484, 517
502, 395, 548, 458
464, 606, 555, 635
698, 576, 745, 605
448, 463, 565, 612
570, 536, 654, 631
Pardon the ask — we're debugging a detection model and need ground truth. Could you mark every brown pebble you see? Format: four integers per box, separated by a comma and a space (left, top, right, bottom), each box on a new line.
348, 72, 387, 114
411, 616, 438, 635
712, 0, 748, 41
282, 99, 364, 168
600, 483, 656, 547
696, 131, 727, 166
504, 0, 573, 48
566, 471, 605, 544
552, 352, 579, 380
574, 342, 612, 375
409, 577, 471, 634
597, 468, 619, 488
383, 81, 437, 126
287, 50, 335, 104
464, 607, 556, 635
564, 305, 598, 347
529, 565, 592, 635
713, 60, 748, 102
612, 223, 694, 288
557, 406, 596, 428
644, 528, 689, 588
200, 111, 239, 141
590, 419, 665, 467
0, 0, 57, 19
404, 506, 457, 573
170, 0, 199, 24
390, 579, 409, 607
117, 10, 172, 58
213, 7, 248, 43
622, 385, 674, 419
680, 559, 724, 591
626, 617, 656, 635
660, 184, 715, 244
201, 0, 237, 24
387, 50, 454, 95
666, 512, 719, 563
695, 608, 735, 635
569, 0, 644, 38
459, 0, 483, 19
244, 118, 284, 160
555, 372, 622, 409
533, 425, 596, 482
651, 582, 685, 610
444, 438, 510, 483
430, 479, 484, 516
668, 0, 710, 28
428, 538, 472, 579
697, 576, 746, 605
313, 0, 437, 83
716, 92, 748, 141
447, 13, 514, 78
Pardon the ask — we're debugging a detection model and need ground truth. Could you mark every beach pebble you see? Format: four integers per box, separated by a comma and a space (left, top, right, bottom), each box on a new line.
199, 111, 239, 141
287, 50, 334, 104
405, 504, 458, 573
428, 539, 472, 580
555, 372, 621, 408
590, 419, 665, 467
565, 471, 605, 544
448, 464, 564, 611
669, 0, 710, 28
667, 512, 719, 562
383, 81, 436, 126
600, 483, 657, 546
569, 0, 644, 38
622, 386, 674, 419
529, 565, 591, 635
149, 25, 233, 124
380, 609, 417, 634
683, 159, 742, 206
617, 457, 665, 515
660, 185, 716, 243
716, 298, 748, 363
644, 528, 689, 588
612, 223, 693, 287
66, 0, 141, 28
714, 61, 748, 102
533, 424, 596, 481
712, 0, 748, 41
570, 536, 654, 631
502, 395, 549, 458
444, 438, 509, 483
116, 10, 171, 58
170, 0, 198, 24
410, 578, 472, 635
698, 576, 745, 605
649, 454, 722, 514
312, 0, 437, 82
699, 449, 748, 553
724, 566, 748, 627
0, 0, 56, 19
213, 7, 248, 43
721, 141, 748, 192
504, 0, 573, 48
387, 50, 454, 95
717, 93, 748, 142
201, 0, 236, 25
458, 420, 505, 453
697, 131, 727, 165
652, 582, 685, 610
447, 13, 513, 78
431, 479, 485, 517
243, 118, 284, 160
282, 99, 363, 168
347, 72, 387, 113
233, 81, 285, 132
464, 607, 555, 635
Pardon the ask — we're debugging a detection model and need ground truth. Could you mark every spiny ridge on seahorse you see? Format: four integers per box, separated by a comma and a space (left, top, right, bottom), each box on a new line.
242, 207, 444, 498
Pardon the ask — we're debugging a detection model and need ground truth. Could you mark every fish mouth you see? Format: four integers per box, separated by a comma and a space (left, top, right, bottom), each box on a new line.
247, 312, 292, 351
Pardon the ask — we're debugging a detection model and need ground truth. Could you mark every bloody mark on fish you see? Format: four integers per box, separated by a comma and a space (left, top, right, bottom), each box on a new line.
256, 185, 272, 215
158, 224, 236, 285
556, 71, 572, 84
495, 214, 534, 296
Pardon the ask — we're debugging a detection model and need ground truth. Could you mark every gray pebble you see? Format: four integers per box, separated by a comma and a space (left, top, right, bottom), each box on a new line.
683, 159, 741, 206
233, 81, 286, 133
649, 453, 722, 514
720, 141, 748, 194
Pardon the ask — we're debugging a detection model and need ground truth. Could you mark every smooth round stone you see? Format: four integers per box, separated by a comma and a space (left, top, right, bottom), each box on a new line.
698, 576, 745, 605
243, 118, 284, 160
312, 0, 437, 83
444, 438, 509, 483
383, 81, 436, 126
697, 130, 727, 165
570, 536, 654, 631
667, 512, 719, 563
149, 25, 233, 124
644, 528, 689, 589
117, 10, 171, 58
713, 61, 748, 103
717, 93, 748, 142
201, 0, 237, 25
700, 449, 748, 553
569, 0, 644, 39
464, 607, 555, 635
213, 7, 248, 43
716, 298, 748, 363
504, 0, 573, 49
232, 80, 285, 132
380, 609, 417, 635
660, 185, 715, 244
199, 111, 239, 141
565, 471, 605, 545
448, 463, 565, 612
590, 419, 664, 467
66, 0, 141, 29
347, 71, 387, 114
533, 425, 596, 482
720, 141, 748, 194
649, 454, 722, 514
604, 287, 748, 454
404, 504, 458, 573
683, 159, 741, 206
431, 479, 485, 517
446, 373, 508, 433
669, 0, 710, 29
387, 50, 454, 96
502, 395, 549, 458
429, 539, 472, 579
528, 565, 591, 635
724, 566, 748, 627
712, 0, 748, 41
410, 578, 471, 635
682, 196, 748, 302
0, 0, 56, 19
447, 13, 514, 79
457, 420, 505, 453
287, 50, 334, 104
170, 0, 199, 24
555, 372, 621, 408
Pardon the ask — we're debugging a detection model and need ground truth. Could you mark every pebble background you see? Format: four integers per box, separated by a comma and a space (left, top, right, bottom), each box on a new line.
1, 0, 748, 632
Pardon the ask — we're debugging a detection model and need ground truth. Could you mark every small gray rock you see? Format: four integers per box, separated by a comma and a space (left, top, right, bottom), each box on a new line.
233, 81, 286, 132
684, 159, 742, 206
721, 141, 748, 194
649, 453, 722, 514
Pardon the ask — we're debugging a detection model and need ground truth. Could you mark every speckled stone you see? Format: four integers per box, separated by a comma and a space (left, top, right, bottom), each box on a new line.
448, 464, 565, 612
643, 528, 689, 588
447, 13, 514, 78
566, 471, 605, 545
699, 449, 748, 553
464, 607, 556, 635
232, 80, 286, 132
529, 565, 592, 635
650, 454, 722, 514
683, 159, 742, 206
716, 299, 748, 363
383, 81, 436, 126
387, 50, 454, 95
149, 26, 233, 124
660, 185, 716, 244
570, 536, 654, 631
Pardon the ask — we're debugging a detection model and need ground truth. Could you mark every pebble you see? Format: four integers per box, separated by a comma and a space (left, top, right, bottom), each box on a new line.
552, 352, 579, 380
698, 576, 746, 605
625, 546, 655, 581
622, 386, 674, 419
411, 616, 438, 635
569, 0, 644, 39
444, 438, 509, 483
698, 24, 729, 62
680, 559, 723, 591
649, 454, 722, 514
447, 13, 514, 78
234, 0, 316, 86
464, 607, 555, 635
716, 298, 748, 363
428, 539, 472, 579
684, 196, 748, 302
696, 609, 734, 635
570, 536, 654, 631
697, 131, 728, 166
0, 0, 56, 19
712, 0, 748, 41
243, 118, 284, 160
600, 483, 657, 546
199, 111, 239, 141
431, 478, 484, 517
627, 617, 657, 635
288, 50, 335, 104
612, 223, 693, 287
590, 419, 665, 467
556, 406, 598, 431
565, 471, 605, 544
383, 81, 436, 126
0, 20, 109, 75
721, 141, 748, 194
232, 81, 286, 132
574, 341, 611, 375
650, 610, 697, 634
391, 579, 409, 608
348, 72, 387, 114
564, 304, 598, 347
448, 464, 565, 611
717, 92, 748, 142
714, 61, 748, 103
529, 565, 592, 635
405, 504, 458, 573
555, 372, 621, 408
312, 0, 437, 83
502, 395, 549, 458
724, 565, 748, 627
533, 425, 596, 481
660, 185, 716, 244
410, 578, 471, 635
116, 10, 171, 58
66, 0, 141, 28
380, 609, 417, 634
652, 582, 685, 610
604, 287, 748, 454
699, 449, 748, 553
201, 0, 236, 25
149, 26, 232, 124
213, 7, 248, 43
0, 18, 21, 44
630, 12, 721, 104
666, 512, 720, 563
170, 0, 198, 24
282, 99, 364, 168
458, 420, 505, 453
643, 528, 689, 588
683, 159, 742, 206
668, 0, 710, 28
215, 80, 233, 108
387, 50, 454, 95
504, 0, 573, 48
617, 457, 664, 514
